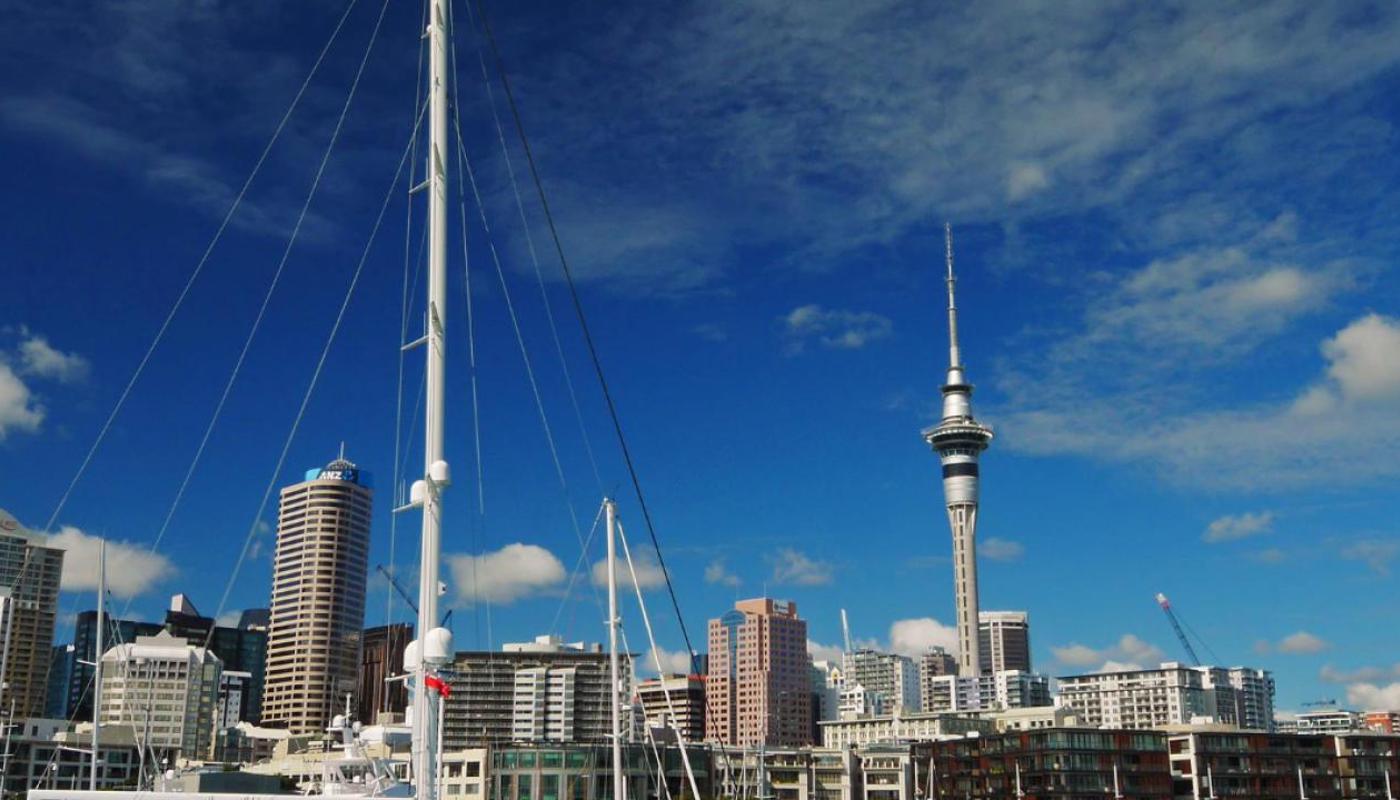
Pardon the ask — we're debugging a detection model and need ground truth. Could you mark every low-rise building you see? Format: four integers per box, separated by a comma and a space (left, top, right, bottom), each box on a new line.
819, 711, 995, 749
1165, 728, 1400, 800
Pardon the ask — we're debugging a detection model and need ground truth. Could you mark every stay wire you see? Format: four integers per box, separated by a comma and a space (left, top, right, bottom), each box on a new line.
204, 0, 399, 644
447, 52, 489, 650
473, 0, 704, 721
40, 0, 364, 535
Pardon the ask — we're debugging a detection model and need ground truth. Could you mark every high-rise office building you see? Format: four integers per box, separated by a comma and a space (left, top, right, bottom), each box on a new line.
359, 623, 412, 724
0, 509, 64, 718
261, 451, 372, 734
978, 611, 1031, 674
921, 227, 994, 678
706, 598, 811, 747
441, 635, 635, 750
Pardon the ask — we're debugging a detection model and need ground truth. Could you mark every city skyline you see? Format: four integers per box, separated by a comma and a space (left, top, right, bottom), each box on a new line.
1, 0, 1398, 720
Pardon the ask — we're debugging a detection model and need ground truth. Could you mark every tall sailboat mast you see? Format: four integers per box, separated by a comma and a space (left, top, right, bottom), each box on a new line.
413, 0, 452, 798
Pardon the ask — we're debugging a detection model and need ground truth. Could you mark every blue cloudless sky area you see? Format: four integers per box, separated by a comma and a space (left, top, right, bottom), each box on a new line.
2, 0, 1399, 713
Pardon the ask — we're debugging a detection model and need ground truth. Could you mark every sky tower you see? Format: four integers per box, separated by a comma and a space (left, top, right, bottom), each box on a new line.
922, 223, 994, 677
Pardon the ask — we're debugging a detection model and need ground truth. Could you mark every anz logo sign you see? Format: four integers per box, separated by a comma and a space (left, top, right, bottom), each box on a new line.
320, 469, 359, 482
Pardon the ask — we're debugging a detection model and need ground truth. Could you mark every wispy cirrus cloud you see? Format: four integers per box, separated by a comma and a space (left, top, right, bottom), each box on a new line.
492, 1, 1400, 291
1203, 512, 1274, 543
781, 305, 893, 353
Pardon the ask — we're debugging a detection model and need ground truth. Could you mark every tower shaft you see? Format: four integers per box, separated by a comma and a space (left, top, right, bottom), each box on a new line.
923, 223, 993, 678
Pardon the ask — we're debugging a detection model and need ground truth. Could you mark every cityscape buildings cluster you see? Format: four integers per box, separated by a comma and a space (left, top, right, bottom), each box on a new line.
0, 239, 1395, 800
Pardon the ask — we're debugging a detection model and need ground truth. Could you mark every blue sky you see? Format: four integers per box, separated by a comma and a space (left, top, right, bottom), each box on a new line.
2, 0, 1400, 715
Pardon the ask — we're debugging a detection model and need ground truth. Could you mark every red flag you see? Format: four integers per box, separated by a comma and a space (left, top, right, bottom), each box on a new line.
425, 674, 451, 697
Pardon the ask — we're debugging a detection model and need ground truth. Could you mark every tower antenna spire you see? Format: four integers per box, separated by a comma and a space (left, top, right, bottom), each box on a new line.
945, 222, 961, 369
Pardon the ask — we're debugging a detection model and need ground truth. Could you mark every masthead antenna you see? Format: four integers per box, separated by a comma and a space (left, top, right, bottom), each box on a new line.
944, 222, 961, 369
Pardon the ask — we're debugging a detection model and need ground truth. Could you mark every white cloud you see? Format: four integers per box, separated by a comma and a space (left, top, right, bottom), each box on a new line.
1339, 539, 1400, 576
888, 617, 959, 658
1276, 631, 1329, 654
0, 363, 44, 440
769, 547, 834, 586
808, 639, 845, 664
704, 559, 740, 588
447, 543, 566, 604
1051, 634, 1165, 672
1317, 313, 1400, 404
18, 334, 89, 383
643, 645, 697, 676
591, 550, 667, 592
978, 537, 1024, 561
1345, 683, 1400, 710
1007, 163, 1049, 201
1203, 512, 1274, 543
48, 526, 175, 599
782, 305, 892, 353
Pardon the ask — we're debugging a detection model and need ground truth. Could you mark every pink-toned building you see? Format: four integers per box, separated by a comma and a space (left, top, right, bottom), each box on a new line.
706, 598, 811, 747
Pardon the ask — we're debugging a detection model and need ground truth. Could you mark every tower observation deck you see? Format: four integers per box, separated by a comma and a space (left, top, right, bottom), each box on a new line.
921, 224, 993, 678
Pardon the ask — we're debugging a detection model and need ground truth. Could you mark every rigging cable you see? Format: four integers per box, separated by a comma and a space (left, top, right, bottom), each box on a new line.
39, 0, 364, 535
461, 0, 604, 492
473, 0, 717, 751
204, 0, 402, 640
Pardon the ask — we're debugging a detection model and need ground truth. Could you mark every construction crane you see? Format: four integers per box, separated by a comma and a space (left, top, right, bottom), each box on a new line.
1155, 592, 1202, 666
1302, 699, 1337, 708
377, 564, 453, 627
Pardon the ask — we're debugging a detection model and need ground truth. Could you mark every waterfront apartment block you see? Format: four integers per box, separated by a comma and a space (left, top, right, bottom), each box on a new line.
1166, 728, 1400, 800
261, 453, 372, 734
707, 598, 811, 747
920, 728, 1174, 800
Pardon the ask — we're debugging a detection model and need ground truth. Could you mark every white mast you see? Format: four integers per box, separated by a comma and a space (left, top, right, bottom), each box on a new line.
605, 499, 625, 800
1014, 762, 1023, 800
1113, 761, 1122, 800
411, 0, 451, 797
90, 539, 105, 792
